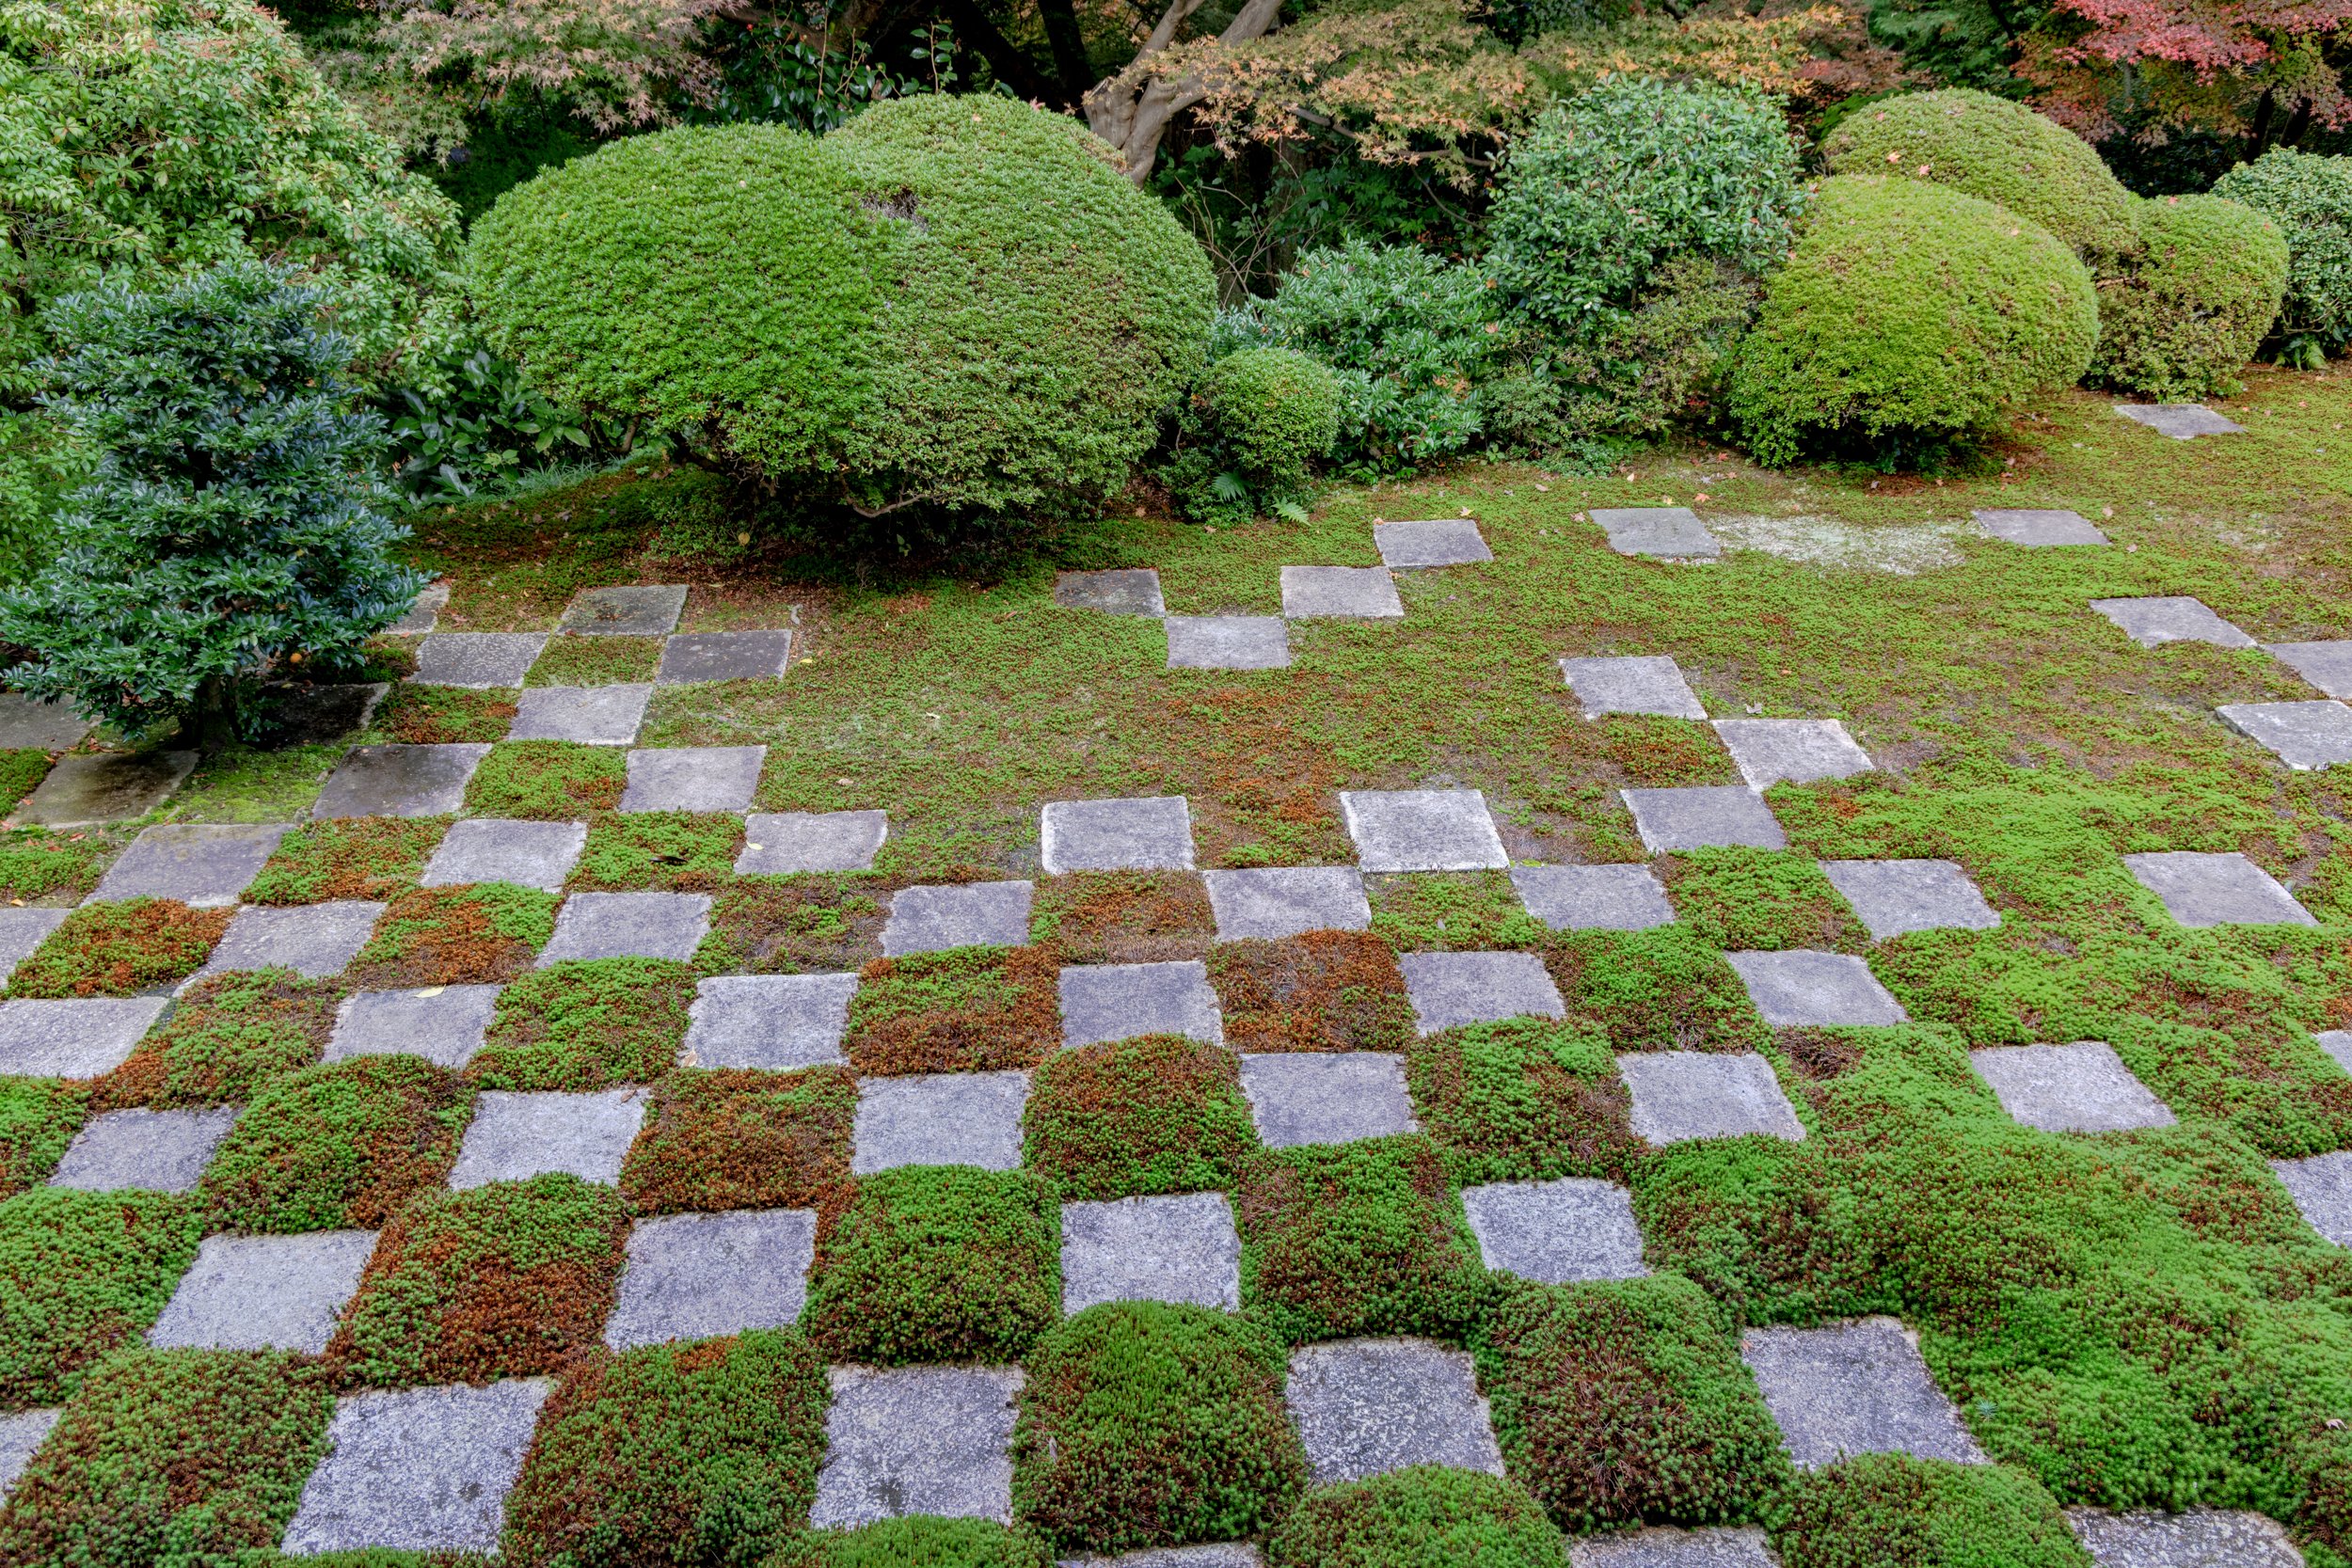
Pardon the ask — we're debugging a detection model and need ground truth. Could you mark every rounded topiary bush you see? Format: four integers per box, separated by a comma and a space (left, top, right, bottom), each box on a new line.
2212, 148, 2352, 354
1167, 347, 1341, 525
1725, 175, 2098, 467
1772, 1454, 2090, 1568
468, 97, 1215, 520
2090, 194, 2287, 401
1822, 88, 2137, 268
1263, 1465, 1568, 1566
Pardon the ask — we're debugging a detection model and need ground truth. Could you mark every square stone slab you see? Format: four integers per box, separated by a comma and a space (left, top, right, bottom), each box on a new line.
314, 744, 490, 819
1056, 569, 1167, 615
2218, 700, 2352, 769
13, 750, 197, 828
2265, 640, 2352, 698
603, 1207, 817, 1348
2090, 596, 2255, 649
280, 1379, 553, 1554
2123, 850, 2315, 927
2318, 1029, 2352, 1077
1461, 1176, 1646, 1284
1166, 616, 1290, 671
738, 811, 889, 874
658, 631, 795, 686
328, 986, 503, 1069
619, 746, 765, 813
1061, 1191, 1241, 1313
1285, 1338, 1504, 1484
0, 692, 91, 751
0, 908, 66, 985
412, 632, 547, 688
1511, 864, 1675, 931
880, 881, 1034, 957
386, 580, 450, 637
851, 1070, 1029, 1174
422, 819, 585, 892
0, 997, 167, 1077
1060, 960, 1222, 1048
1621, 786, 1787, 852
2115, 403, 2245, 439
1041, 795, 1195, 874
1974, 508, 2110, 546
449, 1087, 647, 1188
2271, 1149, 2352, 1245
1340, 788, 1507, 873
1559, 655, 1707, 720
1569, 1527, 1778, 1568
90, 822, 291, 907
1713, 720, 1873, 789
809, 1364, 1024, 1528
0, 1409, 59, 1501
539, 891, 711, 965
1236, 1053, 1416, 1148
1280, 565, 1404, 619
147, 1229, 377, 1354
1740, 1317, 1985, 1468
1399, 950, 1565, 1034
685, 974, 857, 1070
50, 1106, 238, 1193
1820, 859, 1999, 940
1726, 950, 1907, 1027
1375, 519, 1492, 569
1200, 867, 1370, 941
1617, 1052, 1804, 1146
1592, 507, 1722, 560
195, 900, 383, 981
2065, 1508, 2306, 1568
509, 685, 651, 746
561, 584, 688, 637
1971, 1042, 2175, 1133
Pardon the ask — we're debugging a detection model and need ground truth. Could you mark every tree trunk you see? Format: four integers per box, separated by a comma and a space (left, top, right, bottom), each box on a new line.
1083, 0, 1283, 183
1037, 0, 1096, 105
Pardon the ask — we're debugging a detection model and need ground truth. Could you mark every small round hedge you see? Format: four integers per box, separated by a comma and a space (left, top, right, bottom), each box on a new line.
2212, 147, 2352, 348
1822, 88, 2137, 267
1264, 1465, 1568, 1566
469, 97, 1215, 518
1726, 175, 2098, 467
1200, 349, 1341, 495
2090, 194, 2287, 401
1772, 1454, 2090, 1568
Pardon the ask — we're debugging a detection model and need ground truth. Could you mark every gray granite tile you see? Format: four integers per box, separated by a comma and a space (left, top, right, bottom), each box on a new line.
509, 685, 652, 746
1621, 786, 1786, 852
2114, 403, 2245, 439
1713, 720, 1873, 789
2272, 1149, 2352, 1246
147, 1229, 377, 1353
1511, 864, 1675, 932
880, 881, 1034, 956
2266, 640, 2352, 699
421, 819, 585, 892
2218, 700, 2352, 769
603, 1208, 816, 1348
0, 1409, 58, 1501
1060, 1191, 1241, 1313
1285, 1338, 1503, 1484
657, 631, 794, 685
1593, 508, 1721, 560
1974, 509, 2109, 546
738, 811, 888, 874
1041, 796, 1195, 874
538, 891, 711, 965
1166, 616, 1290, 671
1971, 1041, 2175, 1133
1725, 950, 1906, 1027
1818, 860, 1998, 940
1060, 960, 1221, 1048
1201, 867, 1369, 941
313, 744, 489, 819
2090, 596, 2255, 649
2066, 1508, 2305, 1567
1340, 788, 1507, 873
809, 1364, 1024, 1528
1237, 1052, 1415, 1148
1399, 950, 1565, 1034
618, 746, 764, 814
50, 1106, 237, 1193
1570, 1528, 1779, 1568
446, 1087, 648, 1188
850, 1070, 1028, 1173
2124, 851, 2315, 927
1461, 1177, 1646, 1284
413, 632, 546, 688
1618, 1052, 1804, 1146
14, 751, 197, 827
1280, 566, 1404, 619
0, 996, 167, 1077
0, 693, 91, 751
387, 581, 450, 637
89, 823, 290, 907
0, 909, 67, 985
1057, 570, 1166, 616
193, 900, 382, 982
684, 974, 856, 1070
2318, 1030, 2352, 1077
1740, 1317, 1985, 1468
280, 1379, 553, 1553
328, 985, 502, 1069
1560, 656, 1706, 720
1375, 519, 1491, 568
560, 584, 688, 637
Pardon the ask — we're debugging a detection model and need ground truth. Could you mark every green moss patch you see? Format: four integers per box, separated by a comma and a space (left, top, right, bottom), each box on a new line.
620, 1066, 855, 1215
102, 969, 340, 1110
0, 1079, 88, 1198
843, 946, 1061, 1075
1771, 1454, 2090, 1568
0, 828, 112, 903
501, 1330, 828, 1568
345, 881, 558, 988
201, 1056, 474, 1233
463, 740, 627, 818
1542, 927, 1770, 1054
373, 684, 517, 745
803, 1166, 1058, 1366
0, 751, 52, 814
469, 958, 696, 1091
1012, 1301, 1306, 1554
1207, 930, 1415, 1053
1368, 872, 1549, 953
328, 1172, 628, 1388
570, 811, 743, 893
1600, 716, 1740, 787
524, 634, 663, 687
1028, 872, 1215, 963
695, 875, 894, 974
1407, 1018, 1640, 1186
1263, 1465, 1568, 1568
246, 817, 445, 905
1658, 847, 1869, 954
773, 1518, 1054, 1568
1023, 1036, 1260, 1203
0, 1188, 203, 1406
8, 897, 230, 999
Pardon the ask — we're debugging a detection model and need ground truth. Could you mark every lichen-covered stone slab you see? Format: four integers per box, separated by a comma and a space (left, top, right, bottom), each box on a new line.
1592, 508, 1722, 560
2114, 403, 2245, 439
314, 744, 490, 819
1621, 786, 1786, 852
387, 581, 450, 636
1618, 1052, 1804, 1146
49, 1106, 238, 1193
880, 881, 1034, 956
851, 1070, 1028, 1173
15, 750, 198, 828
539, 891, 711, 964
1511, 864, 1674, 932
809, 1364, 1025, 1528
1237, 1052, 1416, 1148
1461, 1176, 1646, 1285
1041, 795, 1195, 874
738, 811, 888, 874
0, 692, 91, 751
1819, 859, 1998, 940
1740, 1317, 1986, 1469
2090, 596, 2256, 649
1285, 1338, 1504, 1484
2272, 1149, 2352, 1245
422, 819, 585, 892
1280, 565, 1404, 619
0, 909, 66, 986
509, 685, 652, 746
560, 584, 688, 637
0, 1409, 58, 1501
1971, 1041, 2175, 1133
2265, 640, 2352, 699
147, 1229, 378, 1354
447, 1087, 648, 1188
2217, 700, 2352, 769
1974, 509, 2109, 546
1060, 1191, 1241, 1313
1399, 950, 1565, 1034
2123, 850, 2315, 927
1056, 569, 1166, 615
657, 631, 794, 685
1339, 788, 1507, 873
1375, 519, 1492, 569
0, 997, 167, 1077
684, 974, 857, 1070
2066, 1507, 2306, 1567
1060, 959, 1221, 1048
90, 822, 291, 907
1559, 655, 1707, 720
603, 1207, 816, 1348
328, 985, 503, 1069
195, 900, 384, 983
1569, 1527, 1780, 1568
280, 1379, 553, 1553
1166, 616, 1291, 671
618, 746, 764, 813
1726, 950, 1907, 1027
1713, 719, 1873, 789
1200, 867, 1369, 941
413, 632, 547, 688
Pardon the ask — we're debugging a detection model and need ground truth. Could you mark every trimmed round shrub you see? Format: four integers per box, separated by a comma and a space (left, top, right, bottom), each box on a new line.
2212, 148, 2352, 351
469, 97, 1214, 519
1772, 1454, 2090, 1568
2090, 194, 2287, 401
1264, 1465, 1568, 1566
1165, 348, 1342, 526
1821, 88, 2137, 267
1726, 176, 2098, 467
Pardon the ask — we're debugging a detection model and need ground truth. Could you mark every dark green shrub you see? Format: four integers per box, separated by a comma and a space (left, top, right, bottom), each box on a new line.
773, 1518, 1054, 1567
200, 1055, 473, 1232
2090, 194, 2288, 400
1165, 347, 1341, 527
103, 968, 338, 1108
1023, 1036, 1260, 1202
469, 958, 698, 1091
246, 817, 444, 905
1531, 255, 1763, 450
1011, 1302, 1308, 1552
0, 1079, 87, 1198
2212, 148, 2352, 354
1263, 1465, 1568, 1567
8, 898, 229, 998
0, 1188, 202, 1405
1726, 176, 2097, 467
1771, 1454, 2090, 1568
345, 880, 557, 989
620, 1066, 855, 1215
1406, 1018, 1639, 1186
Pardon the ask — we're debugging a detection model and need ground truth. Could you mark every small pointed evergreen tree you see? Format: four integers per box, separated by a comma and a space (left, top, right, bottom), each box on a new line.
0, 261, 425, 744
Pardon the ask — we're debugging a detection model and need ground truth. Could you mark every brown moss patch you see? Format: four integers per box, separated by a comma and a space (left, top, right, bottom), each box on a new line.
199, 1055, 474, 1233
620, 1066, 856, 1215
1599, 715, 1739, 787
843, 945, 1061, 1075
374, 684, 517, 744
1028, 872, 1215, 964
1782, 1028, 1866, 1081
99, 969, 340, 1110
244, 817, 445, 905
343, 882, 557, 989
1023, 1036, 1261, 1202
8, 899, 231, 999
1207, 930, 1414, 1053
694, 875, 896, 974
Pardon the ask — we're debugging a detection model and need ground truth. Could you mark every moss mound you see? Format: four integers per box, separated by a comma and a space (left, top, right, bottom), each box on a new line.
2090, 194, 2287, 401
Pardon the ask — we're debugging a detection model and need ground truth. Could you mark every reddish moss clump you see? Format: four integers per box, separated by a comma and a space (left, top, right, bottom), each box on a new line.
1406, 1018, 1640, 1186
1022, 1037, 1260, 1202
621, 1066, 856, 1216
200, 1055, 474, 1233
843, 945, 1061, 1074
695, 875, 896, 974
344, 881, 557, 988
98, 968, 340, 1109
244, 816, 445, 904
1029, 872, 1216, 964
7, 898, 230, 999
1207, 930, 1414, 1053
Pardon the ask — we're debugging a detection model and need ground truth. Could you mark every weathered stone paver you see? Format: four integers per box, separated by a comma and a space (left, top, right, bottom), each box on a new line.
314, 744, 489, 818
196, 900, 383, 981
657, 630, 794, 685
1819, 859, 1999, 940
0, 692, 91, 750
1041, 795, 1195, 874
0, 997, 167, 1077
2065, 1507, 2307, 1567
328, 985, 502, 1069
603, 1208, 816, 1348
280, 1379, 553, 1553
1056, 569, 1166, 615
386, 580, 450, 636
618, 745, 764, 813
684, 974, 856, 1070
1592, 507, 1722, 560
1974, 508, 2110, 546
1285, 1338, 1504, 1484
2123, 850, 2315, 927
2319, 1029, 2352, 1076
422, 819, 585, 891
50, 1106, 238, 1193
1568, 1527, 1779, 1568
881, 880, 1034, 956
1060, 1191, 1242, 1313
1713, 719, 1873, 788
2265, 639, 2352, 698
1461, 1177, 1646, 1284
2115, 403, 2246, 439
738, 810, 888, 874
1339, 788, 1507, 872
809, 1364, 1024, 1528
509, 684, 652, 746
147, 1229, 377, 1353
1559, 655, 1708, 720
0, 1410, 58, 1501
413, 632, 547, 688
1511, 863, 1675, 931
1279, 565, 1404, 619
1740, 1317, 1986, 1469
561, 584, 688, 637
447, 1087, 647, 1188
2271, 1150, 2352, 1245
1059, 960, 1222, 1048
1972, 1042, 2176, 1133
90, 822, 290, 906
1618, 1052, 1804, 1146
1375, 518, 1492, 568
851, 1071, 1029, 1173
1237, 1053, 1416, 1148
2090, 595, 2256, 649
15, 750, 197, 827
538, 891, 711, 964
1399, 950, 1564, 1034
2217, 699, 2352, 769
0, 909, 68, 985
1726, 950, 1907, 1027
1621, 785, 1787, 852
1200, 866, 1370, 940
1165, 615, 1290, 671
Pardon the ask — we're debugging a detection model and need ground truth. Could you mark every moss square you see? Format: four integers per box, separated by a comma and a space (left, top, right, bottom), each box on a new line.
1207, 930, 1416, 1053
1600, 714, 1740, 786
1542, 926, 1771, 1054
620, 1065, 855, 1216
0, 828, 112, 904
200, 1055, 473, 1233
695, 875, 894, 974
246, 817, 445, 905
843, 946, 1061, 1075
570, 811, 744, 894
1368, 872, 1550, 952
523, 634, 664, 687
0, 751, 52, 814
373, 684, 518, 744
8, 898, 231, 999
1263, 1467, 1565, 1566
464, 740, 628, 818
1772, 1453, 2086, 1568
1023, 1036, 1260, 1203
468, 958, 697, 1091
774, 1519, 1054, 1567
0, 1188, 203, 1405
345, 882, 559, 989
102, 968, 339, 1110
1658, 847, 1871, 953
1028, 872, 1216, 964
0, 1078, 90, 1198
1407, 1018, 1641, 1187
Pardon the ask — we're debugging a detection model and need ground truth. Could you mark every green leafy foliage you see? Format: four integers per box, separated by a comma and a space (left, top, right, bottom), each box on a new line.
1165, 347, 1341, 527
469, 958, 698, 1091
2090, 195, 2289, 401
0, 1079, 87, 1198
1771, 1454, 2091, 1568
1023, 1036, 1261, 1203
1519, 254, 1763, 451
246, 817, 444, 905
1406, 1018, 1638, 1185
772, 1518, 1055, 1568
200, 1056, 473, 1233
572, 812, 743, 892
620, 1066, 855, 1215
105, 968, 338, 1108
0, 1188, 202, 1406
2212, 148, 2352, 350
8, 897, 228, 999
1263, 1465, 1569, 1567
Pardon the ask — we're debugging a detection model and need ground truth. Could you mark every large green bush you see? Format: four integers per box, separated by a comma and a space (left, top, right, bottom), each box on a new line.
1726, 176, 2098, 467
469, 97, 1214, 520
1820, 88, 2137, 268
2212, 148, 2352, 354
1164, 347, 1341, 526
2090, 194, 2287, 401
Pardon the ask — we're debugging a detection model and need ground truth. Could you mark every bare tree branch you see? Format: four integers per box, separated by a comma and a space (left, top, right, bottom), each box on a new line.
1083, 0, 1281, 183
